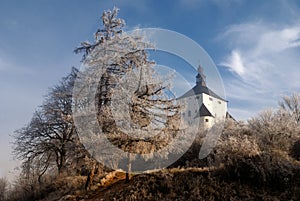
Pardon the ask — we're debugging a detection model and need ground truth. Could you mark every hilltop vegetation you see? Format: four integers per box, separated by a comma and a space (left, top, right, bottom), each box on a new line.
2, 104, 300, 200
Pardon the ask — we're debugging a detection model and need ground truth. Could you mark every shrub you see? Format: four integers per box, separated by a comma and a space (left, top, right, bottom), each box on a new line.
248, 109, 299, 152
291, 139, 300, 160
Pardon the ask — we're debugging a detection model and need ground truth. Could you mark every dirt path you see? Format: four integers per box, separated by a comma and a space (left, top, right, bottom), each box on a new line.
85, 171, 129, 200
84, 166, 224, 200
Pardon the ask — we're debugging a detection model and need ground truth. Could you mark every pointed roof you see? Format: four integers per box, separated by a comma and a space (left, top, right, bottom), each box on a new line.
194, 103, 214, 118
178, 65, 227, 101
196, 65, 206, 86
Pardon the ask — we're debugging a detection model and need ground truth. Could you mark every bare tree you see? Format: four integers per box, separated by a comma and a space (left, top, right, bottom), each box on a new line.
0, 177, 8, 201
279, 93, 300, 123
75, 7, 181, 182
13, 68, 89, 177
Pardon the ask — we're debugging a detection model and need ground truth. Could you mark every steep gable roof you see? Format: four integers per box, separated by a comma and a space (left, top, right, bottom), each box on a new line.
194, 103, 214, 118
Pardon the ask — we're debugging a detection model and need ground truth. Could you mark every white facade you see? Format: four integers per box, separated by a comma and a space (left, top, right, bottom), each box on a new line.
179, 66, 227, 129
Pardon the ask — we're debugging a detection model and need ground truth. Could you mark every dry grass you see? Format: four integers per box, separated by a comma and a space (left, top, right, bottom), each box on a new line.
84, 159, 299, 201
6, 117, 300, 201
98, 170, 126, 186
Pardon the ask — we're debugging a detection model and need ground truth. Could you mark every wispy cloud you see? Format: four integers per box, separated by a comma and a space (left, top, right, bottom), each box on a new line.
220, 50, 245, 76
219, 21, 300, 120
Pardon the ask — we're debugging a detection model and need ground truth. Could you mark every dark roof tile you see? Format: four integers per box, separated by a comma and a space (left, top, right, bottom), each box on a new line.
178, 84, 227, 101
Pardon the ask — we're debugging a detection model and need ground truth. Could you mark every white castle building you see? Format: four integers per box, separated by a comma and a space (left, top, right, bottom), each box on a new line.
179, 66, 227, 128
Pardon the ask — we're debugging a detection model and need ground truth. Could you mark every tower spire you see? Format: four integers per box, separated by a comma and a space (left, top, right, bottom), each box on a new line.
196, 65, 206, 86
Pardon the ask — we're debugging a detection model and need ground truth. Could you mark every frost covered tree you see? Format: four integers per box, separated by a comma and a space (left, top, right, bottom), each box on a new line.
248, 108, 299, 152
279, 93, 300, 123
74, 7, 181, 181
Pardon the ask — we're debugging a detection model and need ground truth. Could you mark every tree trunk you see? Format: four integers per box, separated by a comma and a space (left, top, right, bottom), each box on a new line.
125, 152, 132, 183
58, 150, 66, 175
85, 163, 95, 191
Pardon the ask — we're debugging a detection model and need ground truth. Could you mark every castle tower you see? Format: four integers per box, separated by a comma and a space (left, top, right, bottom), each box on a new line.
196, 65, 206, 86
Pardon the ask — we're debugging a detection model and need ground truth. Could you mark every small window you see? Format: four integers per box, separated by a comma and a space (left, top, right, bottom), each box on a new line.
188, 111, 191, 117
218, 101, 221, 104
205, 119, 209, 122
182, 112, 185, 116
196, 96, 200, 99
209, 97, 213, 101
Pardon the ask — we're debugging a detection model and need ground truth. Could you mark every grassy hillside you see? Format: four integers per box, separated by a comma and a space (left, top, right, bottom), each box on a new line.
5, 116, 300, 201
41, 153, 300, 201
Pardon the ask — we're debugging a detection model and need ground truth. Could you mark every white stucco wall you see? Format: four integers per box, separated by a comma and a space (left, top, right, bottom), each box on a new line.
180, 93, 227, 128
202, 93, 227, 123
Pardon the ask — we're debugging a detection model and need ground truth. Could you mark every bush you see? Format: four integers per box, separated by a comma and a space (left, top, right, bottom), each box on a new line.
248, 109, 299, 152
291, 139, 300, 160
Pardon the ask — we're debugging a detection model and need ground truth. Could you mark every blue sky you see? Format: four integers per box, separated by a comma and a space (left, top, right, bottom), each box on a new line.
1, 0, 300, 180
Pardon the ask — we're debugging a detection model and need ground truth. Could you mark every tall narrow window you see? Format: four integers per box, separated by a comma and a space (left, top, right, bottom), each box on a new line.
188, 110, 191, 117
